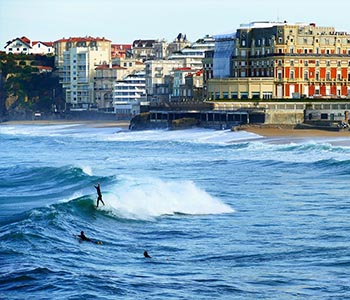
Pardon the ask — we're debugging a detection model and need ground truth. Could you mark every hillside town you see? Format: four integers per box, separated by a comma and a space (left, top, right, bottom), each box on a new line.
2, 21, 350, 130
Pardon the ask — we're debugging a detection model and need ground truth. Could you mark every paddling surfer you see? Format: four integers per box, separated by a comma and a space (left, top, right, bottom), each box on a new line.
144, 251, 152, 258
94, 182, 105, 207
77, 231, 103, 244
77, 231, 91, 241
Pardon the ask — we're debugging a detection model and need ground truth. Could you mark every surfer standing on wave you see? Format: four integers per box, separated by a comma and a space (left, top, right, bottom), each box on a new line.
94, 182, 105, 208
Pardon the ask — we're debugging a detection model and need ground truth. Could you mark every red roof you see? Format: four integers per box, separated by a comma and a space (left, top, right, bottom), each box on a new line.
20, 36, 31, 44
37, 66, 53, 70
55, 36, 111, 43
112, 44, 132, 50
95, 65, 126, 70
175, 67, 192, 71
31, 41, 54, 48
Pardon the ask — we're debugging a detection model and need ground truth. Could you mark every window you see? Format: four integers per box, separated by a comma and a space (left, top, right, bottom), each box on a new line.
316, 60, 319, 66
290, 70, 294, 79
326, 72, 330, 80
278, 70, 282, 80
290, 60, 294, 66
304, 71, 308, 80
316, 72, 319, 81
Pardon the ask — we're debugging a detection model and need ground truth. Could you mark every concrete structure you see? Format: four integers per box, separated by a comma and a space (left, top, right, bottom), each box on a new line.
112, 71, 146, 118
94, 65, 128, 111
153, 34, 191, 59
132, 39, 157, 61
208, 21, 350, 100
94, 60, 145, 111
208, 77, 274, 100
145, 59, 185, 101
60, 44, 111, 110
168, 35, 215, 70
54, 36, 111, 67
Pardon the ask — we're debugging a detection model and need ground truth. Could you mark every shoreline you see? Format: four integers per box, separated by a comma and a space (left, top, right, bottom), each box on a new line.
240, 125, 350, 138
0, 119, 131, 129
2, 119, 350, 138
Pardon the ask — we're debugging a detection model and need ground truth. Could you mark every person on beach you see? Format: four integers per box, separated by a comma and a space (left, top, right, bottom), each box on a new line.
77, 231, 91, 241
94, 182, 105, 207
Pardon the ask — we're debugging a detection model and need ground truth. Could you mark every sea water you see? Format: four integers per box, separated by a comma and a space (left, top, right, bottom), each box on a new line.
1, 123, 350, 299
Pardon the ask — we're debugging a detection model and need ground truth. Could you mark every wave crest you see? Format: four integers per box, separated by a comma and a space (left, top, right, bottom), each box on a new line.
99, 177, 234, 220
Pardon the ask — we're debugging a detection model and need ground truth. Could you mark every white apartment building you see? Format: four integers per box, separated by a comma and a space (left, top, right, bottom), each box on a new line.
61, 46, 111, 110
113, 72, 146, 117
145, 59, 185, 100
168, 35, 215, 69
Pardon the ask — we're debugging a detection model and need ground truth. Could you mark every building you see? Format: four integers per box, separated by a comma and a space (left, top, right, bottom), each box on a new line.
208, 21, 350, 100
168, 35, 215, 70
112, 71, 146, 118
60, 42, 111, 110
4, 36, 54, 55
54, 36, 111, 67
132, 39, 157, 61
145, 59, 185, 101
94, 65, 128, 111
173, 67, 195, 99
111, 44, 132, 59
153, 34, 191, 59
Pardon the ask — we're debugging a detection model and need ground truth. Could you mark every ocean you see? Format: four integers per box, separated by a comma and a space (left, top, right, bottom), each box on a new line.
1, 123, 350, 299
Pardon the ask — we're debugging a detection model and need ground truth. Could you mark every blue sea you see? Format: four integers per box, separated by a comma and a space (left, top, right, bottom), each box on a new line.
1, 123, 350, 299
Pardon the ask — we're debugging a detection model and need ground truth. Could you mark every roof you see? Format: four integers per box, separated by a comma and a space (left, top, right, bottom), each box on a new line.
32, 41, 54, 47
112, 44, 132, 50
5, 36, 31, 48
55, 36, 111, 43
36, 66, 53, 70
132, 39, 157, 48
95, 65, 126, 70
175, 67, 192, 71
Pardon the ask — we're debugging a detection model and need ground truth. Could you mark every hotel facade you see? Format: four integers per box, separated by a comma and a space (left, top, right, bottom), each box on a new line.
208, 22, 350, 100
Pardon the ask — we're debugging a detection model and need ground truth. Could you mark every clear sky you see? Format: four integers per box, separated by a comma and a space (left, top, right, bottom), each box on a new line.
1, 0, 350, 48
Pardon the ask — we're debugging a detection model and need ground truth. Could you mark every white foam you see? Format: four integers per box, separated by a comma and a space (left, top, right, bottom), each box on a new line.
105, 128, 261, 145
81, 166, 93, 176
99, 176, 234, 220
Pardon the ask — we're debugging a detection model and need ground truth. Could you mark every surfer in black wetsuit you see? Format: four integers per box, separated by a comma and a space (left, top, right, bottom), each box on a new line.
77, 231, 91, 241
76, 231, 103, 244
94, 182, 105, 207
144, 251, 152, 258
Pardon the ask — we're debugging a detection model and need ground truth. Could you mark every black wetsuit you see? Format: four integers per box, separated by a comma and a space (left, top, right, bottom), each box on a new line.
78, 231, 91, 241
94, 184, 105, 207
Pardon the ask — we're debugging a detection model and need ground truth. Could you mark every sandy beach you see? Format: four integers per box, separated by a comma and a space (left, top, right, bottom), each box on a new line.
240, 125, 350, 138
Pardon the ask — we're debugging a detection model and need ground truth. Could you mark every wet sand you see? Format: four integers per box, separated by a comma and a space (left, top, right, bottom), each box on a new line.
241, 125, 350, 138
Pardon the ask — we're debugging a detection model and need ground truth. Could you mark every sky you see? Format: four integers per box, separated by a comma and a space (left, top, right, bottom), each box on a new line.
1, 0, 350, 48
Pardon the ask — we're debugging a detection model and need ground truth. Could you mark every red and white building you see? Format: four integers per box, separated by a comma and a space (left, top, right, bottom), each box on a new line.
4, 36, 54, 55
